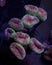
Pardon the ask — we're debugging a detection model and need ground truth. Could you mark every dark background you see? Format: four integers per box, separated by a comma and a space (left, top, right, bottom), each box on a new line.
0, 0, 52, 65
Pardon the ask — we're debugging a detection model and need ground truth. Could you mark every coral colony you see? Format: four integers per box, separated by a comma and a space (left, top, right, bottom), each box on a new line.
5, 5, 47, 60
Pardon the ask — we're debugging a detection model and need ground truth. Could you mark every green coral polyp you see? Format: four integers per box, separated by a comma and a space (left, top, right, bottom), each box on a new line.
14, 32, 30, 45
8, 18, 24, 31
10, 42, 26, 60
5, 28, 16, 38
22, 14, 39, 29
